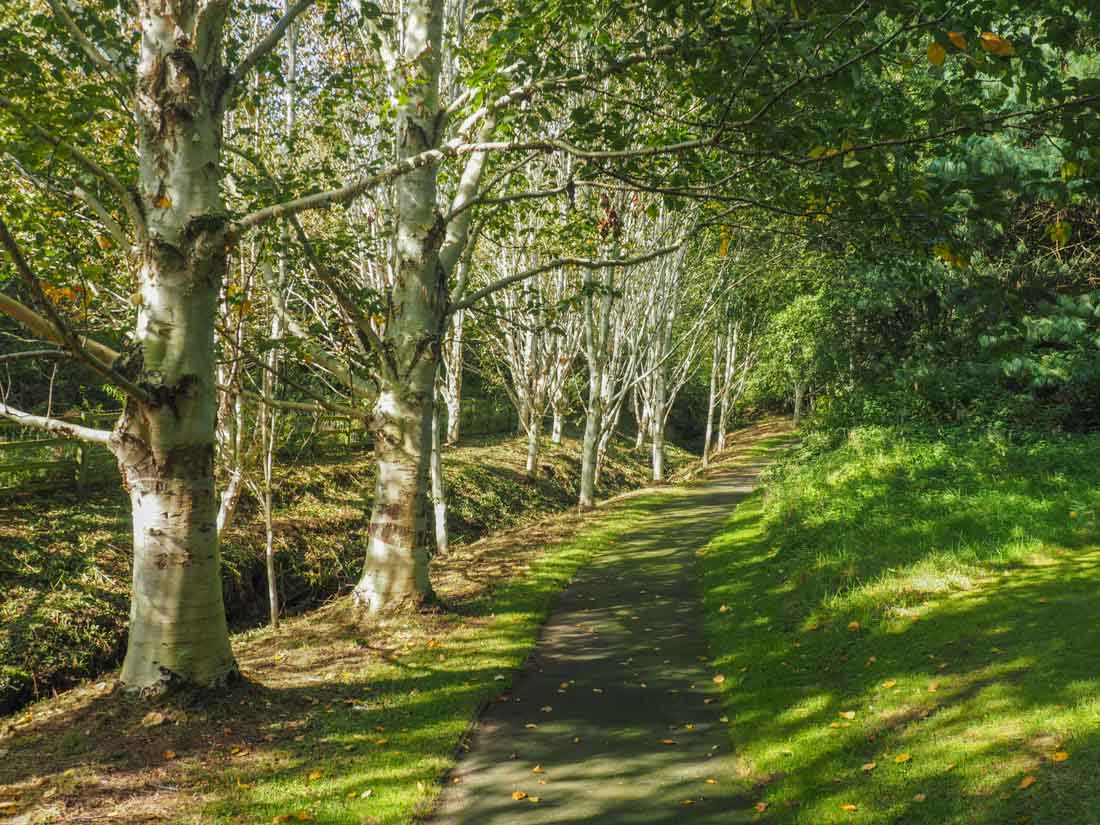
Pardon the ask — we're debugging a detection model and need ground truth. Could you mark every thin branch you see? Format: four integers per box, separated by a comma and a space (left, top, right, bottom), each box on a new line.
223, 0, 316, 108
0, 401, 113, 445
0, 293, 120, 364
0, 349, 74, 365
0, 218, 149, 403
450, 244, 681, 314
45, 0, 126, 83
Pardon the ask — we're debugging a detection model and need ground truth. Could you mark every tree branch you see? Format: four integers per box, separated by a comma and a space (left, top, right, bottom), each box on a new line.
0, 218, 149, 403
222, 0, 316, 108
45, 0, 126, 83
450, 244, 681, 314
0, 401, 113, 445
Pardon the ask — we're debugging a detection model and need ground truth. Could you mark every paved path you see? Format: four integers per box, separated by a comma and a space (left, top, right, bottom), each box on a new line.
429, 447, 781, 825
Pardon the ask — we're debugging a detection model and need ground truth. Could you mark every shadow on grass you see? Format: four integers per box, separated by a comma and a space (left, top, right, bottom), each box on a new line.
702, 428, 1100, 825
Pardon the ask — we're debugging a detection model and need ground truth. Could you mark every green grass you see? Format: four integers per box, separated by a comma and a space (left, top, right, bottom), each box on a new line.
201, 492, 671, 825
701, 426, 1100, 824
0, 432, 692, 716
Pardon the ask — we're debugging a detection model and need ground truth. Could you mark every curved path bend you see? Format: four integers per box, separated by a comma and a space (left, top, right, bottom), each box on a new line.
430, 436, 787, 825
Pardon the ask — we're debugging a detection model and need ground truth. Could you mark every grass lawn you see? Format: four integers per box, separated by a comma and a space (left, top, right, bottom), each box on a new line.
701, 427, 1100, 824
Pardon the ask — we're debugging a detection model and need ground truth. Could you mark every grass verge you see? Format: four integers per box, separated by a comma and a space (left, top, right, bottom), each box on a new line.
0, 433, 691, 715
0, 488, 673, 824
701, 426, 1100, 824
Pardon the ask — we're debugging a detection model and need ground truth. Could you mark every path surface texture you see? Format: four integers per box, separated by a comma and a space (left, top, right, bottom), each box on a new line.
430, 436, 786, 825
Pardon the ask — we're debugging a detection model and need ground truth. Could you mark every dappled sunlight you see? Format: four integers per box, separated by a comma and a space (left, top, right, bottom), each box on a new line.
701, 430, 1100, 824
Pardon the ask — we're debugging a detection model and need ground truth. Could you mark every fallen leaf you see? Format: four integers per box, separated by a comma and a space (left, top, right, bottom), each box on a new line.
541, 706, 553, 713
895, 753, 911, 764
928, 682, 939, 693
1018, 775, 1036, 790
841, 803, 859, 812
862, 762, 877, 772
720, 716, 729, 723
661, 739, 677, 746
848, 621, 861, 632
755, 801, 768, 812
706, 778, 718, 785
913, 792, 927, 802
528, 796, 541, 803
680, 799, 696, 806
525, 724, 538, 729
839, 711, 856, 720
532, 765, 544, 774
141, 710, 167, 727
1052, 751, 1069, 762
512, 790, 528, 801
713, 674, 726, 685
360, 789, 373, 799
307, 770, 323, 781
163, 750, 177, 760
153, 194, 173, 209
882, 679, 898, 689
945, 763, 957, 772
719, 604, 730, 613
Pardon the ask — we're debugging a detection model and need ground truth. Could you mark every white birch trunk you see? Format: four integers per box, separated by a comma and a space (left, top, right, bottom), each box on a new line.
116, 0, 236, 691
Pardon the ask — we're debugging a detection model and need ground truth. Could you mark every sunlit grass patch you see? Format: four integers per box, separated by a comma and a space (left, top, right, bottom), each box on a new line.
702, 427, 1100, 824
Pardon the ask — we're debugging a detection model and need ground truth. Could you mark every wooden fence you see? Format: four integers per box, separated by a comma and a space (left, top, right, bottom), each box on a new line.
0, 397, 517, 498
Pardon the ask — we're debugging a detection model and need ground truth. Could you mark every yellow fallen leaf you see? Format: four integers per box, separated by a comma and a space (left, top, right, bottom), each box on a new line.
307, 770, 323, 781
528, 796, 540, 803
945, 763, 957, 771
706, 778, 718, 785
948, 31, 968, 49
895, 753, 911, 764
839, 711, 856, 720
928, 42, 947, 66
719, 604, 730, 613
882, 679, 897, 689
755, 801, 768, 812
524, 724, 538, 729
928, 682, 939, 693
532, 765, 544, 774
512, 790, 528, 801
1052, 751, 1069, 762
841, 803, 859, 812
980, 32, 1015, 56
862, 762, 876, 772
1018, 775, 1036, 790
713, 674, 726, 685
913, 792, 927, 802
680, 799, 696, 806
847, 620, 861, 631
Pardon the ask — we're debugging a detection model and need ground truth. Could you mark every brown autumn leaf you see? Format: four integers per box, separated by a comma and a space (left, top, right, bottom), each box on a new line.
661, 739, 677, 746
979, 32, 1015, 56
1018, 776, 1036, 790
141, 710, 167, 727
948, 31, 968, 49
755, 801, 768, 812
928, 42, 947, 66
847, 620, 861, 632
913, 793, 927, 802
153, 194, 172, 209
163, 750, 177, 760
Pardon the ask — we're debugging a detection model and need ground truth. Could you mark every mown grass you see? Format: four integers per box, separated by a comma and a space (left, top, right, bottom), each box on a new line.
701, 426, 1100, 824
0, 433, 691, 715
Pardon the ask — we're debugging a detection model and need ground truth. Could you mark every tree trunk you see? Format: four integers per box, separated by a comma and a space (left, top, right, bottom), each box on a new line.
702, 331, 720, 469
354, 0, 444, 612
355, 368, 436, 611
651, 371, 667, 482
443, 308, 464, 444
431, 375, 449, 556
793, 381, 805, 426
551, 403, 564, 444
116, 0, 237, 692
525, 409, 542, 478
